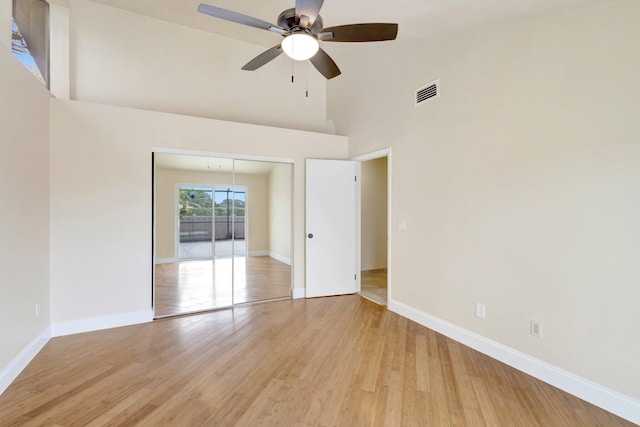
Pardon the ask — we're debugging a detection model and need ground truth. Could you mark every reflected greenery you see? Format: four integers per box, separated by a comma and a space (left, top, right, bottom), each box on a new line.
179, 189, 212, 218
11, 18, 45, 84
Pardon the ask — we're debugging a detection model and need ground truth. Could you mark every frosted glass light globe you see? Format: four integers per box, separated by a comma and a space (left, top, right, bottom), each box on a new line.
281, 33, 319, 61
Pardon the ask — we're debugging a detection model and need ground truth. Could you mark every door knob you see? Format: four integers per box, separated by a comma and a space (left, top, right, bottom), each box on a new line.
308, 233, 314, 238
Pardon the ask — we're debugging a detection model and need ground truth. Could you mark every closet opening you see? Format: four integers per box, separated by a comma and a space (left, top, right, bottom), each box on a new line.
153, 153, 293, 317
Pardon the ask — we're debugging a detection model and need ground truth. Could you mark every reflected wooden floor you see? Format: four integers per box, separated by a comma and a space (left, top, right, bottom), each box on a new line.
154, 256, 291, 317
360, 269, 387, 306
0, 296, 633, 426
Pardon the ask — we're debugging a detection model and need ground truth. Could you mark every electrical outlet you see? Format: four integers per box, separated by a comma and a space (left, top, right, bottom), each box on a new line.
476, 303, 486, 319
531, 320, 542, 337
35, 303, 40, 317
399, 220, 407, 231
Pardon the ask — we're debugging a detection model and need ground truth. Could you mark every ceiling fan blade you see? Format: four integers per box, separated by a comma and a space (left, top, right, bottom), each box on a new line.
295, 0, 324, 27
242, 44, 284, 71
198, 4, 286, 35
309, 48, 341, 79
321, 23, 398, 42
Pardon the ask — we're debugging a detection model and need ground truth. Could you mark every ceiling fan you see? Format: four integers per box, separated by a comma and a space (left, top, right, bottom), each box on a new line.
198, 0, 398, 79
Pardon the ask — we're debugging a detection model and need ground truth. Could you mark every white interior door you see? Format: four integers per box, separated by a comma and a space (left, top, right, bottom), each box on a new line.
305, 159, 357, 298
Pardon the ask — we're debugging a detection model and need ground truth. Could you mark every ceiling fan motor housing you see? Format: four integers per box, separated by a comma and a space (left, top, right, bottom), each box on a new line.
277, 8, 323, 34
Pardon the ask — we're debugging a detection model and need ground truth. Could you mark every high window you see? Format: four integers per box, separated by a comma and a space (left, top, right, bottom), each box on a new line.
12, 0, 49, 88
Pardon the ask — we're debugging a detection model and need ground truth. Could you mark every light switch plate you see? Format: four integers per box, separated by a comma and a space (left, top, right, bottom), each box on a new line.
531, 320, 543, 337
476, 303, 486, 319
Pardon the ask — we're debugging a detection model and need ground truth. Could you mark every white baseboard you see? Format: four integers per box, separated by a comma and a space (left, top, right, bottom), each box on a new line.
388, 298, 640, 425
292, 287, 305, 299
0, 327, 51, 395
161, 253, 292, 266
269, 251, 291, 266
249, 250, 269, 257
51, 309, 154, 337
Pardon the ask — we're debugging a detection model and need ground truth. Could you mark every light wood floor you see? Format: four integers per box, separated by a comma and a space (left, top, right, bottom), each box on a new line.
154, 256, 291, 317
0, 295, 633, 426
360, 269, 387, 306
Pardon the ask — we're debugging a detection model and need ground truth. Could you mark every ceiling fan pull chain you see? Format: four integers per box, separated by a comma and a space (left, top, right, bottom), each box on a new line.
306, 61, 309, 98
291, 58, 295, 83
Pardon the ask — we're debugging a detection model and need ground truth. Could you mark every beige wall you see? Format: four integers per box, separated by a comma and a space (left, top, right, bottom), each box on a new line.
155, 167, 269, 260
0, 0, 10, 50
361, 157, 387, 271
0, 44, 50, 370
154, 166, 176, 261
49, 99, 348, 324
328, 0, 640, 401
68, 0, 327, 133
268, 163, 292, 263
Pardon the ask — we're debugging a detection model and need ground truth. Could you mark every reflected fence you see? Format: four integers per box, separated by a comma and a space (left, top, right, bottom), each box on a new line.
180, 216, 245, 242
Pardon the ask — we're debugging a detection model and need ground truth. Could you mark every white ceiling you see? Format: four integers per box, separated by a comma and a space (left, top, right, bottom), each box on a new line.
89, 0, 610, 47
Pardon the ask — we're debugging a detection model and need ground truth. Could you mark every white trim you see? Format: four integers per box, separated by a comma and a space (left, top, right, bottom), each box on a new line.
292, 287, 305, 299
387, 150, 392, 306
51, 310, 154, 337
174, 182, 180, 261
0, 327, 51, 395
352, 148, 391, 163
388, 298, 640, 425
154, 257, 177, 265
269, 251, 291, 266
249, 250, 269, 257
152, 147, 294, 165
354, 161, 361, 293
152, 153, 158, 318
352, 148, 392, 305
237, 185, 249, 264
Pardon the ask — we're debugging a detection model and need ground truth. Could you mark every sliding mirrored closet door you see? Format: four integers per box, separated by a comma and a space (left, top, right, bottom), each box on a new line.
153, 153, 292, 317
233, 160, 292, 305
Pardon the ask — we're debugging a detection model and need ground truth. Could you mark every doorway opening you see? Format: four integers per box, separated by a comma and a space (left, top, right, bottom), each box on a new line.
153, 153, 293, 318
357, 153, 389, 306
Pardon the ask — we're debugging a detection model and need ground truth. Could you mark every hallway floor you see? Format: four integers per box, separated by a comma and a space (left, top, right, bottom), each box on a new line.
360, 269, 387, 306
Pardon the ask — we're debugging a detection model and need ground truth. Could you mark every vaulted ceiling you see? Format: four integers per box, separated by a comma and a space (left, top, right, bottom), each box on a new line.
89, 0, 611, 47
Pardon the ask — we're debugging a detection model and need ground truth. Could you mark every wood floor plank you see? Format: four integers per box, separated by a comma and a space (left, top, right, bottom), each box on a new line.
84, 387, 156, 427
415, 334, 430, 393
0, 295, 634, 426
470, 376, 500, 426
383, 369, 404, 427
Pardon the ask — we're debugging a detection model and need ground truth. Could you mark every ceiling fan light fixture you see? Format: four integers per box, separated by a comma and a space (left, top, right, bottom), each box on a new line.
281, 33, 319, 61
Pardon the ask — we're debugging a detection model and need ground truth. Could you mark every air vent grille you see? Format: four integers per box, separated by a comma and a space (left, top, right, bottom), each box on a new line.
415, 80, 439, 106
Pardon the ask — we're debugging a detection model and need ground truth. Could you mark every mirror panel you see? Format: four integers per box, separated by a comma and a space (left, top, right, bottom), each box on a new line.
153, 154, 292, 316
232, 160, 292, 304
154, 154, 234, 316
